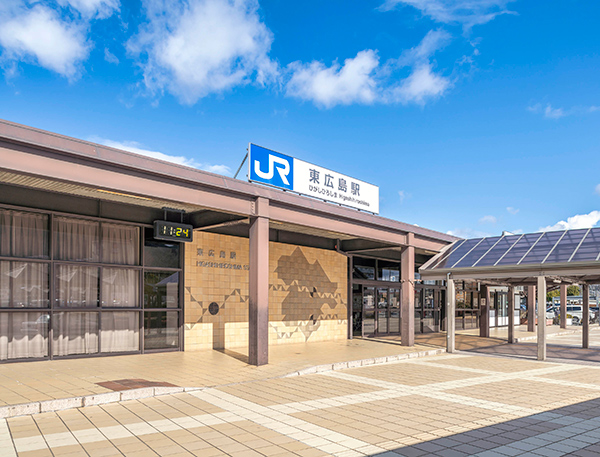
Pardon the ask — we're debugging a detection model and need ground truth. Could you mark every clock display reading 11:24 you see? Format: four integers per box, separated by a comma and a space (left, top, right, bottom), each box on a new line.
153, 220, 193, 242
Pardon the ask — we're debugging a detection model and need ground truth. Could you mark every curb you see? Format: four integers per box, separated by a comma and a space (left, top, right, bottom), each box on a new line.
281, 348, 445, 377
0, 348, 445, 419
0, 386, 202, 420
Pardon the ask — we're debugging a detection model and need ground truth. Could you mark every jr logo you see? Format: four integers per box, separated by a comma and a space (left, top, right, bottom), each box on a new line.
248, 144, 294, 190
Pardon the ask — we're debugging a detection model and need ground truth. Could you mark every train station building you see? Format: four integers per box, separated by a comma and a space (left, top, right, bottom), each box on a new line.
0, 119, 458, 365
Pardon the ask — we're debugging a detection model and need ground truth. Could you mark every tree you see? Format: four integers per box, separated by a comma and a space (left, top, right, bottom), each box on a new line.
547, 285, 581, 302
567, 285, 581, 296
546, 289, 560, 301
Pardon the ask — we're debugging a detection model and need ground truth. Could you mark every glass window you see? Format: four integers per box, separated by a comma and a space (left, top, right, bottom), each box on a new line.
353, 257, 376, 280
0, 210, 49, 259
0, 209, 48, 259
377, 260, 400, 282
144, 311, 179, 350
144, 228, 180, 268
101, 312, 139, 353
1, 261, 49, 308
0, 312, 49, 360
102, 268, 139, 307
144, 271, 179, 308
52, 312, 99, 356
55, 265, 99, 308
102, 224, 139, 265
54, 217, 99, 262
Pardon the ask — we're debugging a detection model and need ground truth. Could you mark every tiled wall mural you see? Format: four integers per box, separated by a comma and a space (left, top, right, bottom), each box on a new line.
184, 232, 347, 351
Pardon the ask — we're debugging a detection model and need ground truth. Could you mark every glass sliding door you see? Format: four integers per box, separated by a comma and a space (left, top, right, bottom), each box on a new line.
377, 288, 388, 334
389, 288, 400, 334
352, 284, 363, 337
363, 287, 375, 336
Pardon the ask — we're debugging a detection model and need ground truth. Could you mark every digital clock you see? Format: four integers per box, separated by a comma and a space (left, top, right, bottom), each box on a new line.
153, 221, 193, 242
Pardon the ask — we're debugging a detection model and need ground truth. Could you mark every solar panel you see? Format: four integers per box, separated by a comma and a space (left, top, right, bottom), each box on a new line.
427, 239, 466, 270
543, 229, 588, 264
453, 236, 502, 268
570, 227, 600, 262
519, 231, 565, 264
475, 235, 521, 267
433, 238, 484, 270
495, 232, 544, 266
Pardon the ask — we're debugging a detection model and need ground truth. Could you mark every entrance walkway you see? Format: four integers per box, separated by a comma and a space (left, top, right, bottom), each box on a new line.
374, 326, 600, 365
0, 339, 440, 413
5, 353, 600, 457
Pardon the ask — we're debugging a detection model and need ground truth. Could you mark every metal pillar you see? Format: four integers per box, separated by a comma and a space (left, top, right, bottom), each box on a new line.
447, 278, 456, 353
527, 285, 536, 332
583, 284, 589, 349
537, 276, 546, 361
508, 286, 515, 344
401, 233, 415, 346
560, 284, 567, 329
249, 197, 269, 366
479, 285, 490, 338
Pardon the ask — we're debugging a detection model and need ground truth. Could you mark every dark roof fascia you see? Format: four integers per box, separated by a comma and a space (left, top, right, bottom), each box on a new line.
420, 261, 600, 281
0, 118, 458, 244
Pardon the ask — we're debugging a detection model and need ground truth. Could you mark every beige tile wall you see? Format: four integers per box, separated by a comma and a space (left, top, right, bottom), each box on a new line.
184, 231, 347, 350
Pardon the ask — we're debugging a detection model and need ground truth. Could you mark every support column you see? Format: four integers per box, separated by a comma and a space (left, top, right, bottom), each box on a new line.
447, 278, 456, 353
508, 286, 515, 344
560, 284, 567, 329
480, 285, 490, 338
401, 233, 415, 346
527, 286, 536, 332
537, 276, 546, 361
583, 284, 589, 349
249, 197, 269, 366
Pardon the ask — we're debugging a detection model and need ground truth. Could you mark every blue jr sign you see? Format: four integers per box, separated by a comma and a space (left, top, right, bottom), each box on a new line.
249, 144, 294, 190
248, 143, 379, 214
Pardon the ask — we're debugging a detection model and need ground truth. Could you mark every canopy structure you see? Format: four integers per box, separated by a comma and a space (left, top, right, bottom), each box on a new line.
420, 228, 600, 361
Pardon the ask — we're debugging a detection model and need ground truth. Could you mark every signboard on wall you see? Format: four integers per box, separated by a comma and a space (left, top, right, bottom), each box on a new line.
248, 143, 379, 214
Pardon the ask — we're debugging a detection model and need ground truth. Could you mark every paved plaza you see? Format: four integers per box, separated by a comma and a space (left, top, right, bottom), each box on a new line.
3, 347, 600, 457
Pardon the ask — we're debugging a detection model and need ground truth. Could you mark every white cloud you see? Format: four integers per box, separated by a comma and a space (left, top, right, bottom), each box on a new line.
528, 103, 565, 119
446, 228, 491, 238
0, 4, 90, 79
528, 103, 600, 120
128, 0, 277, 105
380, 0, 515, 30
285, 30, 451, 108
506, 206, 519, 215
57, 0, 119, 19
388, 62, 450, 104
285, 50, 379, 108
539, 211, 600, 232
104, 48, 119, 64
384, 29, 451, 104
544, 104, 565, 119
398, 190, 412, 203
479, 215, 497, 224
595, 184, 600, 196
92, 137, 232, 175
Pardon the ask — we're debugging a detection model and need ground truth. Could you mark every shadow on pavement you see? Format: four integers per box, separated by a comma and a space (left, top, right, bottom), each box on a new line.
369, 397, 600, 457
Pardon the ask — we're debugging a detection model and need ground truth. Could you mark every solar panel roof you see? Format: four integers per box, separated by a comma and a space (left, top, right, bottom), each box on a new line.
423, 227, 600, 272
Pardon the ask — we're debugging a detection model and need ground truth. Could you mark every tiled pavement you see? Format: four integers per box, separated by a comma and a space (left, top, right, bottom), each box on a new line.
0, 339, 441, 409
3, 353, 600, 456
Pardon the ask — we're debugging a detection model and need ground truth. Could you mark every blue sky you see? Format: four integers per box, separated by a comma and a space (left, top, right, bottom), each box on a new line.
1, 0, 599, 238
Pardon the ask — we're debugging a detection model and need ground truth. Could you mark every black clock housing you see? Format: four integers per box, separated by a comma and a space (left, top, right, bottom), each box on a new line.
153, 220, 193, 242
